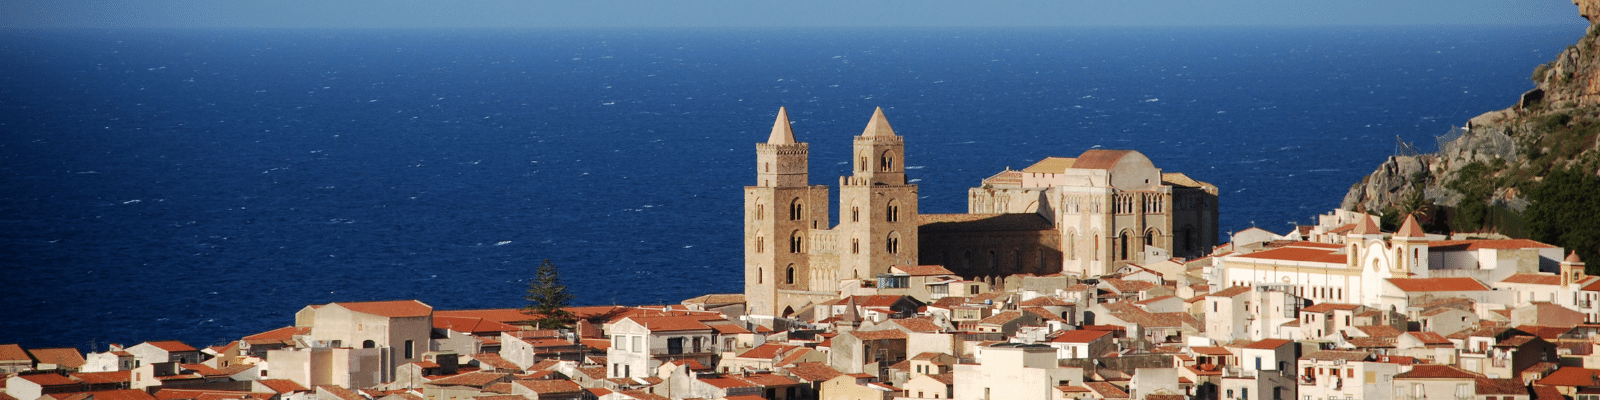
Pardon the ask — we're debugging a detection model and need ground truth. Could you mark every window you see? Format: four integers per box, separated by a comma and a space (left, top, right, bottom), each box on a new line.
615, 336, 624, 351
971, 286, 980, 295
786, 265, 796, 285
756, 237, 764, 253
789, 198, 803, 220
756, 204, 764, 220
758, 268, 763, 284
887, 200, 900, 222
880, 151, 894, 172
887, 233, 900, 254
632, 336, 643, 353
404, 339, 414, 359
852, 238, 860, 254
1119, 232, 1130, 260
791, 231, 803, 253
851, 206, 860, 222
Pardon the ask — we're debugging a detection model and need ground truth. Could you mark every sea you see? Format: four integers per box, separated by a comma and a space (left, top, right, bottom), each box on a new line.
0, 25, 1585, 351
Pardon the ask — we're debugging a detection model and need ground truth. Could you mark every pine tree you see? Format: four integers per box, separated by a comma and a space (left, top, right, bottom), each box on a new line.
522, 259, 577, 329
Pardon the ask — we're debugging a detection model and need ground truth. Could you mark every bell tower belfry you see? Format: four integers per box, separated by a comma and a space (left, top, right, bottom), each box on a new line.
746, 107, 830, 320
838, 107, 919, 283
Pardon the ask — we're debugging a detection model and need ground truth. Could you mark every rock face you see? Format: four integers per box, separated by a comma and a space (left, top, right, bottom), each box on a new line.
1340, 2, 1600, 218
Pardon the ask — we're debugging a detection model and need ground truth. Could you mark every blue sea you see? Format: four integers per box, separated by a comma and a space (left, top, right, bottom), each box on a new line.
0, 26, 1584, 350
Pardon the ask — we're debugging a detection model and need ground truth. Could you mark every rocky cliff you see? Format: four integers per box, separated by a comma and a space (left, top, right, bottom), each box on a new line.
1340, 0, 1600, 231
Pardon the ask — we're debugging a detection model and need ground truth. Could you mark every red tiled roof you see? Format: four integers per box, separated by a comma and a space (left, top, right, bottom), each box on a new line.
256, 379, 309, 394
1084, 381, 1129, 398
22, 373, 82, 388
426, 371, 511, 388
29, 348, 85, 368
1431, 239, 1558, 250
698, 376, 758, 389
1404, 331, 1452, 345
734, 373, 798, 387
892, 265, 956, 276
434, 316, 521, 334
1244, 339, 1291, 350
1209, 286, 1252, 298
1538, 367, 1600, 387
1395, 364, 1480, 379
1501, 274, 1564, 286
784, 362, 844, 382
0, 344, 31, 361
849, 330, 909, 340
978, 311, 1025, 325
59, 390, 156, 400
144, 341, 198, 353
1388, 277, 1490, 292
73, 371, 132, 385
1233, 247, 1347, 264
1050, 330, 1112, 343
1192, 346, 1231, 356
514, 379, 582, 394
315, 386, 365, 400
333, 300, 433, 318
736, 344, 798, 360
243, 326, 310, 342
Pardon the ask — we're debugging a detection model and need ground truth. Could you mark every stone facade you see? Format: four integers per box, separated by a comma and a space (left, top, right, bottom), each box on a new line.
744, 108, 1220, 323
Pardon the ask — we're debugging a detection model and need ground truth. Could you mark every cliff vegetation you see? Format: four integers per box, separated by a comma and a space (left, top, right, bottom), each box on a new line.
1341, 0, 1600, 264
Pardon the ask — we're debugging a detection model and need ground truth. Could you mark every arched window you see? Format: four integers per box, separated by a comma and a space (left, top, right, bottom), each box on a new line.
1119, 232, 1131, 260
879, 150, 895, 172
887, 200, 900, 222
859, 153, 868, 172
988, 250, 998, 270
786, 265, 796, 285
1094, 234, 1101, 260
756, 236, 764, 253
758, 268, 763, 284
755, 204, 764, 220
1066, 230, 1077, 260
851, 206, 860, 222
852, 238, 860, 254
887, 232, 900, 254
790, 231, 803, 253
789, 198, 803, 220
362, 340, 375, 349
764, 163, 770, 172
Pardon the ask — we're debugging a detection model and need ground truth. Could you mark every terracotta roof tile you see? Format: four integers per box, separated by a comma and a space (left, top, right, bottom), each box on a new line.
849, 330, 909, 340
72, 371, 132, 385
513, 379, 581, 394
1209, 286, 1252, 298
1233, 247, 1347, 264
891, 265, 956, 276
736, 344, 798, 360
625, 316, 713, 332
59, 390, 156, 400
333, 300, 433, 318
1244, 339, 1291, 350
256, 379, 309, 394
426, 371, 512, 388
1539, 367, 1600, 387
144, 341, 198, 353
29, 348, 85, 368
1051, 330, 1112, 343
1084, 381, 1129, 398
1501, 274, 1564, 286
1301, 350, 1372, 362
1395, 364, 1480, 379
243, 326, 310, 342
1022, 157, 1078, 173
783, 362, 843, 382
734, 373, 798, 387
1301, 303, 1362, 313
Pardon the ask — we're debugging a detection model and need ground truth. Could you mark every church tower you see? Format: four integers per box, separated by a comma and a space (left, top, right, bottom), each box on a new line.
746, 108, 830, 320
838, 108, 919, 282
1392, 213, 1429, 274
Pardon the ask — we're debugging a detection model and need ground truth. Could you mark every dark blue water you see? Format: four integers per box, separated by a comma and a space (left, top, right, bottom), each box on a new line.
0, 26, 1583, 350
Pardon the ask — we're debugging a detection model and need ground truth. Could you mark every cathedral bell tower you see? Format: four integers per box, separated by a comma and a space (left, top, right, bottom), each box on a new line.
838, 107, 919, 283
746, 107, 830, 320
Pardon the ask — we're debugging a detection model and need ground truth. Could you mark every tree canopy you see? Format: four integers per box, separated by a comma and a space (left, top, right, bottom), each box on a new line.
522, 259, 577, 329
1525, 166, 1600, 273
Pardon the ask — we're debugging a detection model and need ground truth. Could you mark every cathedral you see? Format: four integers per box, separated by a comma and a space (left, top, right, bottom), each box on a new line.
743, 108, 1219, 325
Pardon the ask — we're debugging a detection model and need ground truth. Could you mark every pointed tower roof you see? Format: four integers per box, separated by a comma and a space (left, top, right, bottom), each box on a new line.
1351, 214, 1381, 236
1396, 214, 1426, 239
860, 107, 897, 138
767, 107, 797, 144
1567, 251, 1584, 264
840, 296, 862, 326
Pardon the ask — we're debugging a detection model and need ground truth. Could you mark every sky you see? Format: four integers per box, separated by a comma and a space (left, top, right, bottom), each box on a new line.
0, 0, 1589, 29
